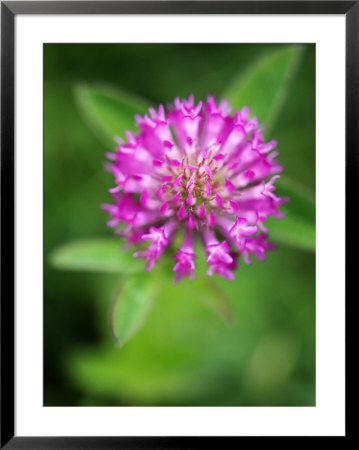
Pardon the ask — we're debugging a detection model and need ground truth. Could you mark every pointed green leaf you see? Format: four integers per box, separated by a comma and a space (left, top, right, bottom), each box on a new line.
224, 45, 305, 133
268, 176, 315, 251
189, 276, 234, 324
160, 268, 234, 324
277, 176, 315, 222
75, 84, 150, 147
110, 275, 159, 346
50, 238, 143, 274
268, 209, 315, 252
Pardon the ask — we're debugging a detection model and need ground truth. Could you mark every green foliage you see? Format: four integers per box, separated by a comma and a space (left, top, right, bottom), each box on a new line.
65, 246, 315, 406
182, 276, 235, 324
109, 275, 159, 347
224, 45, 305, 134
75, 84, 149, 147
268, 210, 315, 252
270, 176, 315, 251
50, 238, 143, 274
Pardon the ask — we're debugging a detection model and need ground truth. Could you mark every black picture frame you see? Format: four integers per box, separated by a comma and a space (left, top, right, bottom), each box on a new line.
1, 1, 355, 447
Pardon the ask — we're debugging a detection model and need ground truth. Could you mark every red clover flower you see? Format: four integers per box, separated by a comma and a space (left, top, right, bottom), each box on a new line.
102, 95, 285, 282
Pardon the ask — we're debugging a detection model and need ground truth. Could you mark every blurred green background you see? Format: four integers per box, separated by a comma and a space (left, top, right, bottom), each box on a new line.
44, 44, 315, 406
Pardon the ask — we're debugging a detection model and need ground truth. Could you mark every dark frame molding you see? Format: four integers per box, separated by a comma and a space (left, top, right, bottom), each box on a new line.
1, 1, 355, 448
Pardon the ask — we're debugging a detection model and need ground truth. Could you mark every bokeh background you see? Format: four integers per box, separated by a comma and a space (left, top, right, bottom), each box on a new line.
44, 44, 315, 406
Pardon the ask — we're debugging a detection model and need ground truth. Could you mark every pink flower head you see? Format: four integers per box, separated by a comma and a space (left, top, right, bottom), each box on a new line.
103, 95, 285, 281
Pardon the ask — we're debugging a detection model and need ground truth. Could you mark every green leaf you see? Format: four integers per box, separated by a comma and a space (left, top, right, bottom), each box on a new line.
224, 45, 305, 134
75, 84, 150, 147
268, 210, 315, 252
186, 276, 234, 324
268, 176, 315, 251
277, 176, 315, 222
109, 275, 159, 346
159, 259, 234, 323
50, 238, 144, 274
